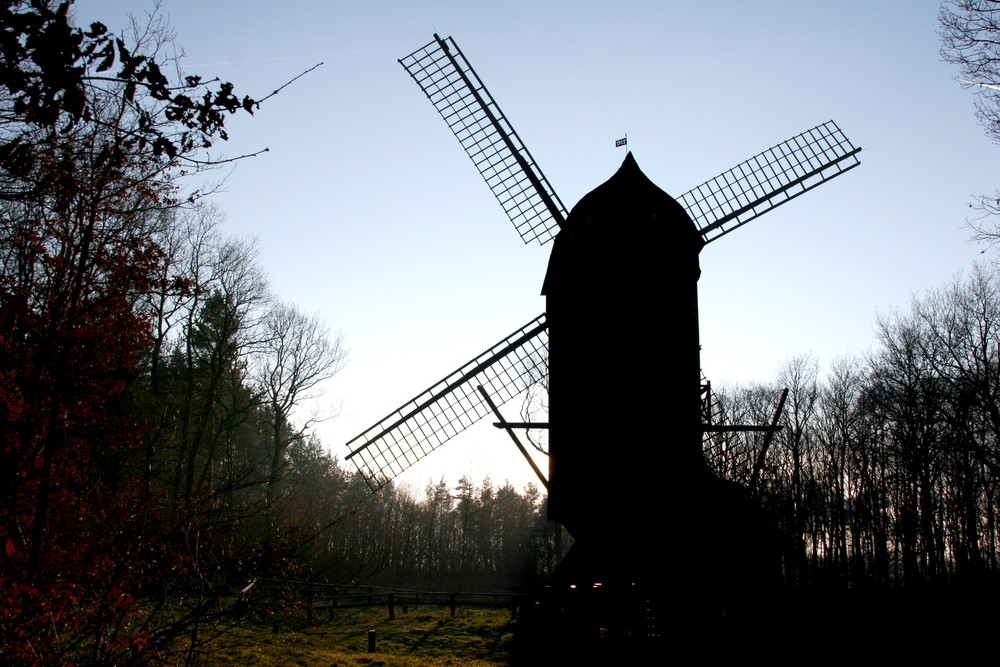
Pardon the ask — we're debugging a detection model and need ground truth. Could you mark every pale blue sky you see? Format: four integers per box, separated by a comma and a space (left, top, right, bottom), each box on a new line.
79, 1, 992, 491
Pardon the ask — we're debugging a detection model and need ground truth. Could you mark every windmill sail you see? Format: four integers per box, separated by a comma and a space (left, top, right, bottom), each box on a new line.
345, 314, 548, 491
400, 34, 568, 245
679, 120, 861, 244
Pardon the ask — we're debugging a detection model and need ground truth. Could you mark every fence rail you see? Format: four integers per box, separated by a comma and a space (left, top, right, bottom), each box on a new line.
249, 580, 525, 623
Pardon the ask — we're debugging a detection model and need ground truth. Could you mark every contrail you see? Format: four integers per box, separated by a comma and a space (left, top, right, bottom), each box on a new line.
191, 47, 389, 68
960, 78, 1000, 91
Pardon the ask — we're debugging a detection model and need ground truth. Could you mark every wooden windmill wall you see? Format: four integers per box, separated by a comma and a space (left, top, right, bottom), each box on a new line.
543, 153, 706, 537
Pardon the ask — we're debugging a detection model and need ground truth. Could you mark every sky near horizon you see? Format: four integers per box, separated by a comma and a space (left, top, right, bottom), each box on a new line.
77, 0, 994, 493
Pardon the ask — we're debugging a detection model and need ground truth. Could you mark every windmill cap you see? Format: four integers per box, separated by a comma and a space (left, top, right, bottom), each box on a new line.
541, 152, 703, 296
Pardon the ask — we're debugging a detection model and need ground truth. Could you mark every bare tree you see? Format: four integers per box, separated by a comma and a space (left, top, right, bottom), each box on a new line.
255, 301, 346, 510
777, 353, 821, 586
520, 351, 549, 455
940, 0, 1000, 245
176, 231, 269, 508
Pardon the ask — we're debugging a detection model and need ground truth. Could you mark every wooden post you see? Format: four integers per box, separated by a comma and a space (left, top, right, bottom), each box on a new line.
450, 593, 456, 618
306, 592, 313, 625
368, 629, 376, 653
388, 593, 395, 620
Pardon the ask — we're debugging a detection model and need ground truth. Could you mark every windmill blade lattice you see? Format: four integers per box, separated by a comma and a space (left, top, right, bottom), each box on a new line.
345, 314, 548, 491
679, 120, 861, 244
400, 34, 568, 245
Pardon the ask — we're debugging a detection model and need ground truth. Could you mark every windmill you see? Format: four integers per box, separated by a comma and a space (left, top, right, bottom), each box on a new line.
345, 34, 860, 611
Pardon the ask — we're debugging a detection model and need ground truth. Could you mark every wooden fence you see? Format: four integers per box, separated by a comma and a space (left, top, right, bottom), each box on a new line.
249, 580, 526, 624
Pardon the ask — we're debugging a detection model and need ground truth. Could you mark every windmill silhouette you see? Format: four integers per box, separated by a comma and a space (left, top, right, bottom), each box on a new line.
345, 34, 860, 619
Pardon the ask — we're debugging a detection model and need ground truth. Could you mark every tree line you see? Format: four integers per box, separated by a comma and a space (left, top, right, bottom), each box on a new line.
332, 261, 1000, 605
704, 264, 1000, 595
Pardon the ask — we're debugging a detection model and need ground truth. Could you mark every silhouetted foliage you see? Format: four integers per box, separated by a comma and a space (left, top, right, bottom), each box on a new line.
0, 0, 257, 187
0, 2, 310, 663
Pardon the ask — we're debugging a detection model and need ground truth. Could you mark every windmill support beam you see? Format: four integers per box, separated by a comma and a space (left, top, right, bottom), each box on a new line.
492, 423, 776, 432
749, 387, 790, 494
477, 385, 549, 490
492, 422, 549, 429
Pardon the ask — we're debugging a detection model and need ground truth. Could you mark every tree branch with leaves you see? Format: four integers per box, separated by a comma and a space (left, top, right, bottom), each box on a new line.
0, 2, 317, 663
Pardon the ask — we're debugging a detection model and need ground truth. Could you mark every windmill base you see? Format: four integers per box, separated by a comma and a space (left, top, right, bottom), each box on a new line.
513, 475, 784, 662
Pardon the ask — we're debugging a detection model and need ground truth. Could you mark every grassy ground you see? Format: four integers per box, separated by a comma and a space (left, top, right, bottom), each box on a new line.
183, 588, 1000, 665
196, 606, 517, 667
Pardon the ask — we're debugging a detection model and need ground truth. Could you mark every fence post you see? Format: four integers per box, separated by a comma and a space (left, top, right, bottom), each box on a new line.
450, 593, 456, 618
306, 592, 313, 625
388, 593, 395, 620
368, 629, 376, 653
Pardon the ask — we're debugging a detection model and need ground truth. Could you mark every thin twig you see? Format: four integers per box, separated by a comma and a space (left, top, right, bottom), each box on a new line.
255, 62, 324, 107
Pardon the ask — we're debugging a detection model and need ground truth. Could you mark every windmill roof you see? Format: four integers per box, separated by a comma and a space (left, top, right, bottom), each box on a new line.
541, 152, 702, 296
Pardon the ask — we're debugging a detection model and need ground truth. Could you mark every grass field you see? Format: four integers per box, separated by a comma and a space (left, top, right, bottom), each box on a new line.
196, 606, 517, 666
183, 587, 1000, 666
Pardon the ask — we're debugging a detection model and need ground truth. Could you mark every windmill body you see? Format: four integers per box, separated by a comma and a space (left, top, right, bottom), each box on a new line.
543, 152, 705, 538
538, 152, 783, 603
